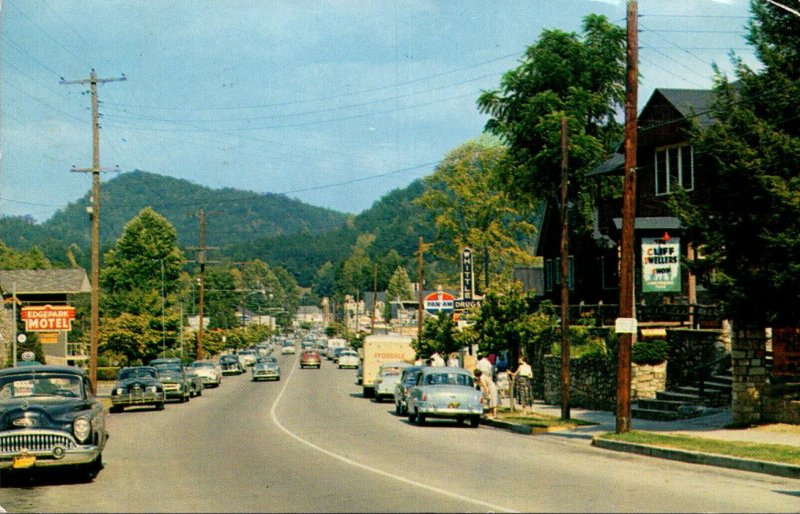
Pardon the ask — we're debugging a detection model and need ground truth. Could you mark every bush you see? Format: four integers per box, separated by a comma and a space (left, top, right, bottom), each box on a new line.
97, 367, 120, 381
632, 339, 668, 365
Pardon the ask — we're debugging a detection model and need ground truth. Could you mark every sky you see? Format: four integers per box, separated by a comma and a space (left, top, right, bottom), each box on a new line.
0, 0, 761, 223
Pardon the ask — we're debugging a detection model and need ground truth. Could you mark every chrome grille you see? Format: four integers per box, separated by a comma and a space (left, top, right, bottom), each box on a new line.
0, 431, 76, 453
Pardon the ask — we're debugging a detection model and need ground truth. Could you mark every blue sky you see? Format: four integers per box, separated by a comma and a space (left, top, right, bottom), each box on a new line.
0, 0, 760, 222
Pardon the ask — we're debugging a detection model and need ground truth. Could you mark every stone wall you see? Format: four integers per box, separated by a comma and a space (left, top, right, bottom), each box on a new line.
731, 328, 769, 424
542, 355, 667, 411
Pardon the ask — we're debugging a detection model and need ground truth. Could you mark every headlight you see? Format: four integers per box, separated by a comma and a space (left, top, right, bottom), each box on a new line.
73, 417, 91, 443
115, 388, 124, 395
146, 385, 157, 393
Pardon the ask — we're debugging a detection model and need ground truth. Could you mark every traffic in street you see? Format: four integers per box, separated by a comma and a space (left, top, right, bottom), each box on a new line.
1, 344, 796, 513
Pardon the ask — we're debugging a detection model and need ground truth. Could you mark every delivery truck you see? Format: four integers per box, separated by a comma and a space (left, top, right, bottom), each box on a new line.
360, 334, 416, 398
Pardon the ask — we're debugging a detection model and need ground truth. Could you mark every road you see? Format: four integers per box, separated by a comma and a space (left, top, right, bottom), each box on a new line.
1, 352, 798, 512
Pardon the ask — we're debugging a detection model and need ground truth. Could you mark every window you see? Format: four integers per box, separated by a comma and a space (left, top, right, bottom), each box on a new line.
655, 144, 694, 195
545, 257, 574, 291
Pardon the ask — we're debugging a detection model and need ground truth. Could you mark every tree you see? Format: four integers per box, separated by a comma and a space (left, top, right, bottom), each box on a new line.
384, 266, 414, 321
477, 14, 626, 233
415, 137, 538, 290
337, 234, 375, 296
312, 261, 336, 298
412, 311, 460, 359
672, 0, 800, 326
471, 281, 533, 365
0, 242, 52, 269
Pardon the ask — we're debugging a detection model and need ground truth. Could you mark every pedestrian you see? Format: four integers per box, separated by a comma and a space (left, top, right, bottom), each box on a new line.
476, 353, 493, 379
509, 355, 534, 413
473, 368, 498, 419
446, 352, 459, 368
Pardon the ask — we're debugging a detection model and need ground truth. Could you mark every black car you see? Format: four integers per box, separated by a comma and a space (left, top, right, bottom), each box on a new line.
0, 365, 108, 481
110, 366, 166, 413
219, 354, 244, 375
149, 358, 192, 402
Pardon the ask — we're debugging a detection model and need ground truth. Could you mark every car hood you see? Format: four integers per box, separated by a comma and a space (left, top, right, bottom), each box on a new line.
157, 370, 184, 381
116, 376, 161, 388
255, 363, 279, 370
0, 398, 94, 430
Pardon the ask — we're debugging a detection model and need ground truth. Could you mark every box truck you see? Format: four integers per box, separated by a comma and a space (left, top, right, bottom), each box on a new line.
360, 334, 416, 398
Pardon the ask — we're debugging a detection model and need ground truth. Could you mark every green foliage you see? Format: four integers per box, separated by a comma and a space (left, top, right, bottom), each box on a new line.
347, 332, 365, 351
0, 241, 52, 270
96, 367, 120, 381
384, 266, 413, 320
478, 14, 625, 233
471, 281, 533, 356
672, 2, 800, 326
412, 311, 459, 358
632, 339, 668, 366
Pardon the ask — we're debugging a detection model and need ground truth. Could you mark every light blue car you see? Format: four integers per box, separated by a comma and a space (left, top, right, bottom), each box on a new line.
405, 367, 484, 428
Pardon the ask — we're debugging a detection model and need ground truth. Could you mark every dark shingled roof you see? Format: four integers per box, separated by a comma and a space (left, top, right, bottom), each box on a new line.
0, 269, 91, 294
654, 88, 715, 127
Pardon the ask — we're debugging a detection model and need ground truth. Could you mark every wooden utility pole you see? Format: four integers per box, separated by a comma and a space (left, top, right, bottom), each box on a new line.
186, 209, 218, 360
61, 69, 126, 390
417, 236, 424, 343
371, 263, 378, 334
617, 0, 639, 434
560, 116, 571, 421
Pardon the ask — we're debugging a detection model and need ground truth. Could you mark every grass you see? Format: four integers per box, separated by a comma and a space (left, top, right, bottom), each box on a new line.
495, 406, 598, 429
598, 430, 800, 465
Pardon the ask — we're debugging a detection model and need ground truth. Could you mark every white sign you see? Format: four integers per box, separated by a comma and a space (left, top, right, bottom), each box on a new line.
615, 317, 638, 334
642, 236, 681, 293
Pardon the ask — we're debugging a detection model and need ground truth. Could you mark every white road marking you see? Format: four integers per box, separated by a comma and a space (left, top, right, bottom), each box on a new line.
269, 357, 518, 513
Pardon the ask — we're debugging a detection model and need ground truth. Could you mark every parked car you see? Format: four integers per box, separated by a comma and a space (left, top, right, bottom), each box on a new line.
393, 365, 424, 415
110, 366, 166, 413
0, 365, 108, 481
190, 360, 222, 387
219, 354, 244, 375
374, 362, 411, 403
252, 356, 281, 381
149, 358, 192, 403
405, 367, 483, 427
281, 342, 296, 355
237, 349, 258, 367
299, 350, 321, 369
184, 368, 205, 398
337, 350, 360, 369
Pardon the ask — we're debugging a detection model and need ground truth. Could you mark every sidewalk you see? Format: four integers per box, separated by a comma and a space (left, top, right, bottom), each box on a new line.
489, 398, 800, 478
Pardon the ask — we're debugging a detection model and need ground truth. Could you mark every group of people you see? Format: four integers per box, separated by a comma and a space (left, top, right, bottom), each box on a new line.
472, 353, 534, 419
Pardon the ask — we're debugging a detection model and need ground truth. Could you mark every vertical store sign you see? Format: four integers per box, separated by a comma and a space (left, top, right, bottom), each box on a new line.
461, 247, 474, 300
641, 236, 681, 292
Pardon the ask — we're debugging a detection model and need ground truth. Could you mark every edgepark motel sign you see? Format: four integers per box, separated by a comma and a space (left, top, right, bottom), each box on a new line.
21, 305, 77, 332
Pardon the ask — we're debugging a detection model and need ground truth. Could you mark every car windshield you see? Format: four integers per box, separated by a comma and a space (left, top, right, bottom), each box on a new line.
119, 368, 158, 380
340, 351, 357, 358
192, 362, 214, 368
0, 373, 84, 400
220, 356, 237, 363
380, 367, 403, 376
152, 363, 182, 372
423, 373, 473, 386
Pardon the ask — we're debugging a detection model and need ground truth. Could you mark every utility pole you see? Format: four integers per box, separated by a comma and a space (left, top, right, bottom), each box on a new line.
616, 0, 639, 434
417, 236, 424, 343
186, 209, 218, 360
61, 69, 126, 390
371, 263, 378, 334
560, 116, 571, 421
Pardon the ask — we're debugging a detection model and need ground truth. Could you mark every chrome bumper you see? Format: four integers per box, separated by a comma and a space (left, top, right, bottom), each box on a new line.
111, 392, 164, 405
0, 429, 101, 469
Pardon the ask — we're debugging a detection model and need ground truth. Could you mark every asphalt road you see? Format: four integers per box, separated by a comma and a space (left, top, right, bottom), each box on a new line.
1, 353, 798, 512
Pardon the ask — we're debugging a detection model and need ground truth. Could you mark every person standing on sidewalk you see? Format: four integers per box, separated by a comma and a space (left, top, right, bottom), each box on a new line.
473, 368, 498, 419
509, 355, 533, 413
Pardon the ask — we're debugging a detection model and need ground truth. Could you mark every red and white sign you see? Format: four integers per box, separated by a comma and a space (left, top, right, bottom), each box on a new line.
21, 305, 76, 332
424, 292, 455, 315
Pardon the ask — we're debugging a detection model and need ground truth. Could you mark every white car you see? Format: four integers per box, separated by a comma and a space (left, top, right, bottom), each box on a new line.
238, 350, 258, 367
374, 362, 411, 402
281, 343, 296, 355
337, 350, 359, 369
190, 360, 222, 387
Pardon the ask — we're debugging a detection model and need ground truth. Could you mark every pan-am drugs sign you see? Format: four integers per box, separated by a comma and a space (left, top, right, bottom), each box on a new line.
21, 305, 76, 332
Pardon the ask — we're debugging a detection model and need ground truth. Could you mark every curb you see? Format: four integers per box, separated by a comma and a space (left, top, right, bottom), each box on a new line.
482, 418, 533, 434
591, 437, 800, 479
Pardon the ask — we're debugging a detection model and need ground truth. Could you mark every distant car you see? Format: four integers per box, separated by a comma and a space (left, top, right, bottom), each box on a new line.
149, 358, 192, 403
184, 368, 205, 398
110, 366, 166, 413
337, 350, 359, 369
281, 342, 296, 355
191, 360, 222, 387
333, 347, 351, 363
406, 367, 484, 427
237, 350, 258, 367
219, 354, 244, 375
252, 357, 281, 381
0, 365, 108, 481
299, 350, 321, 369
393, 365, 424, 415
374, 362, 411, 403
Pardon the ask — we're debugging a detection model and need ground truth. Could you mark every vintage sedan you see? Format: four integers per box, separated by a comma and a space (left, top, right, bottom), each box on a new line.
110, 366, 165, 413
299, 350, 321, 369
374, 362, 411, 403
405, 367, 483, 428
190, 360, 222, 387
337, 349, 359, 369
393, 365, 424, 415
252, 357, 280, 381
219, 354, 244, 375
149, 358, 192, 403
0, 365, 108, 481
281, 342, 296, 355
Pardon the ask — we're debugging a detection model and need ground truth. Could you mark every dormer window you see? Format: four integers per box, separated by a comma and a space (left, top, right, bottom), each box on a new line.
655, 144, 694, 196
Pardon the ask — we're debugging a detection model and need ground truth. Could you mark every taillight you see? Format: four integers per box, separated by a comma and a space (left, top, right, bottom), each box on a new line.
421, 393, 427, 401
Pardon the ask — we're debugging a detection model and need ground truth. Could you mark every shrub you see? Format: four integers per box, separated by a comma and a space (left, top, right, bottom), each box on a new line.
97, 367, 120, 381
632, 339, 668, 365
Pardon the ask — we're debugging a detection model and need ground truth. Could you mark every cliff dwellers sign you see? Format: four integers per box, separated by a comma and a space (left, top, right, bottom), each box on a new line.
21, 305, 76, 332
642, 235, 681, 293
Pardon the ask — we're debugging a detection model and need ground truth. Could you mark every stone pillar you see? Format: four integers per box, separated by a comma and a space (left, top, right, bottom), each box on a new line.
731, 327, 769, 425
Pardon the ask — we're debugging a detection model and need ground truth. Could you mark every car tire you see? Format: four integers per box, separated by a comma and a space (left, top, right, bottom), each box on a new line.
417, 413, 426, 425
395, 403, 401, 415
470, 415, 480, 428
155, 402, 165, 411
76, 453, 102, 483
408, 410, 417, 424
109, 405, 123, 414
